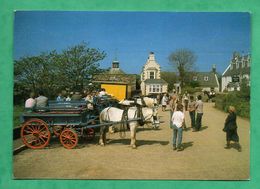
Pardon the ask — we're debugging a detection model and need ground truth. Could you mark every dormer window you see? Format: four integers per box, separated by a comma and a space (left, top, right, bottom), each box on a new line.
204, 76, 209, 81
193, 76, 197, 81
149, 71, 155, 79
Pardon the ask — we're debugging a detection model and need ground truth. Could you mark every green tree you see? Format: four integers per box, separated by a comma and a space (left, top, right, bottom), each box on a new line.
14, 42, 106, 103
56, 43, 106, 91
14, 51, 58, 96
160, 71, 177, 91
168, 49, 197, 88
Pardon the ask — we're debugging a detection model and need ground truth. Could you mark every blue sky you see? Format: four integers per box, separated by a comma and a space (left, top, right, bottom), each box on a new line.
14, 11, 250, 74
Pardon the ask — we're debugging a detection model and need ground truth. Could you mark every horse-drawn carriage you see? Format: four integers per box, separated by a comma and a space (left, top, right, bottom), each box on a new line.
20, 96, 160, 150
20, 96, 118, 149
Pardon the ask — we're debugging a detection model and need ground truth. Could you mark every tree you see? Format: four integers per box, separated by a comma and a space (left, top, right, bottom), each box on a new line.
14, 51, 58, 96
14, 42, 106, 103
160, 71, 177, 91
168, 49, 197, 88
56, 42, 106, 91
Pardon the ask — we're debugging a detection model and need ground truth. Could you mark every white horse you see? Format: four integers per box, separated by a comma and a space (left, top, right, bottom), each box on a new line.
119, 97, 158, 107
99, 106, 159, 149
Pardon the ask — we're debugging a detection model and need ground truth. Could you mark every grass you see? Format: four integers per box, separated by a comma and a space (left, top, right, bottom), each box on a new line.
13, 105, 24, 128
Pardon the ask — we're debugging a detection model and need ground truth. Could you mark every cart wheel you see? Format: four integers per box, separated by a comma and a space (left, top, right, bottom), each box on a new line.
60, 128, 78, 149
21, 119, 51, 149
86, 128, 95, 141
52, 125, 64, 137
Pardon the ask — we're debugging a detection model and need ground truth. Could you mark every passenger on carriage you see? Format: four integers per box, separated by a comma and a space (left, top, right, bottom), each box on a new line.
56, 92, 65, 101
98, 88, 107, 97
71, 91, 82, 100
36, 90, 48, 107
25, 92, 36, 110
65, 93, 72, 101
83, 93, 93, 103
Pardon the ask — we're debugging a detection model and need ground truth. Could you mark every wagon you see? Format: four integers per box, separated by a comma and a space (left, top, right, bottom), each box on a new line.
20, 98, 118, 149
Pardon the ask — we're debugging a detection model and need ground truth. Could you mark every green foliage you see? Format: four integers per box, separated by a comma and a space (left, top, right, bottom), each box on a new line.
14, 42, 106, 104
214, 91, 250, 118
181, 86, 202, 95
189, 80, 200, 88
13, 105, 24, 128
161, 71, 177, 91
168, 49, 197, 88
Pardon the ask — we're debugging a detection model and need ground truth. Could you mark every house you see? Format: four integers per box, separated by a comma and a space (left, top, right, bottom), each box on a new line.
140, 52, 168, 95
190, 65, 220, 92
93, 60, 136, 100
221, 52, 250, 92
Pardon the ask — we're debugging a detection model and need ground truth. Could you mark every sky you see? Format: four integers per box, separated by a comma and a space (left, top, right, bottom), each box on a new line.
14, 11, 251, 74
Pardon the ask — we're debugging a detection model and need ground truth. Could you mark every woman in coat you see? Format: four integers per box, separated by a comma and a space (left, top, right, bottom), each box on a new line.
223, 106, 242, 152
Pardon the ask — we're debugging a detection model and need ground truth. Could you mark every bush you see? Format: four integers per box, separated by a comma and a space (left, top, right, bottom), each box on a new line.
214, 92, 250, 118
13, 105, 24, 128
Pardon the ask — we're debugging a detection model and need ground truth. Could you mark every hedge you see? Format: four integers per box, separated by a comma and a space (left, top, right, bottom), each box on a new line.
214, 92, 250, 118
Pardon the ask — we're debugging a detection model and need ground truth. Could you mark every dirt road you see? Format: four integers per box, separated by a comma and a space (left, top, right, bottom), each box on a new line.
13, 103, 250, 180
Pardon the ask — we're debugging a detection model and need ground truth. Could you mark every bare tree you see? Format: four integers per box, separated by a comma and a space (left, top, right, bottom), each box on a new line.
169, 49, 197, 88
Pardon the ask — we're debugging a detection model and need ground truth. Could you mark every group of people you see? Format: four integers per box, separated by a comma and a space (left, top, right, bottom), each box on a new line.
25, 91, 48, 110
24, 88, 110, 110
165, 91, 241, 152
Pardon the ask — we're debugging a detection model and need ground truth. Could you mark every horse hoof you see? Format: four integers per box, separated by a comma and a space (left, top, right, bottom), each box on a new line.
132, 145, 137, 149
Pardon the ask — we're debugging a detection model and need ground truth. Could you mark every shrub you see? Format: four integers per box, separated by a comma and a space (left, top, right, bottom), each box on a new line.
214, 92, 250, 118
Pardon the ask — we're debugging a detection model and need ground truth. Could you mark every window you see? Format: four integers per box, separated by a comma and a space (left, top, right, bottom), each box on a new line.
149, 71, 155, 79
149, 84, 161, 93
204, 76, 209, 81
193, 76, 197, 81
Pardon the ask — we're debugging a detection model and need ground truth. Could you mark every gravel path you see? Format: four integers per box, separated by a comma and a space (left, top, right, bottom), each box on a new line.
13, 103, 250, 180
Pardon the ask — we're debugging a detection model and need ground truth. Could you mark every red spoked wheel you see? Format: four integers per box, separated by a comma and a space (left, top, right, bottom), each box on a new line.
52, 125, 64, 137
59, 128, 78, 149
86, 128, 95, 141
20, 119, 51, 149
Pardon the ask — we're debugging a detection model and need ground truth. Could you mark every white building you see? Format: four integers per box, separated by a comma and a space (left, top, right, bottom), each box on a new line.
222, 52, 250, 92
140, 52, 168, 95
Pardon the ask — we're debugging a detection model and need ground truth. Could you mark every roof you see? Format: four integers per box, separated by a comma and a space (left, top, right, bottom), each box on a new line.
223, 53, 251, 77
222, 65, 250, 77
106, 68, 126, 75
192, 72, 219, 88
144, 79, 168, 85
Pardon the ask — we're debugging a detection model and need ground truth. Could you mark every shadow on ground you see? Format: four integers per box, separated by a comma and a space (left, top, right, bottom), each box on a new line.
200, 126, 209, 131
107, 138, 169, 146
182, 141, 194, 150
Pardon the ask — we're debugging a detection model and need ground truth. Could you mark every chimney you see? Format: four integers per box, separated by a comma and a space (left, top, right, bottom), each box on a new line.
112, 60, 119, 69
148, 52, 155, 61
212, 64, 216, 73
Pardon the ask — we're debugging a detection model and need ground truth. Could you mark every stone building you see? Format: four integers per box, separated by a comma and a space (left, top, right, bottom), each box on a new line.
221, 52, 250, 92
140, 52, 168, 95
190, 65, 220, 92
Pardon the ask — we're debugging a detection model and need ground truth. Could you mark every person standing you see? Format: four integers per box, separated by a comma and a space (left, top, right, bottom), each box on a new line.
194, 95, 203, 131
161, 93, 168, 111
223, 106, 242, 152
171, 103, 185, 151
188, 95, 196, 130
183, 91, 189, 111
169, 93, 177, 128
36, 90, 48, 107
